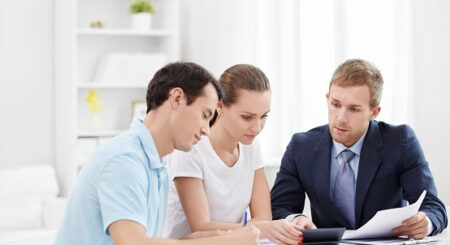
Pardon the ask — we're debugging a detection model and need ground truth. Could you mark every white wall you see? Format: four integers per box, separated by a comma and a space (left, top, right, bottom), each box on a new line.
180, 1, 450, 206
412, 0, 450, 205
0, 1, 54, 168
0, 0, 448, 205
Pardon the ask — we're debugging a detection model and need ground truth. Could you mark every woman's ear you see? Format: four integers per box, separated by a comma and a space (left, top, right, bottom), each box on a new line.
216, 100, 224, 116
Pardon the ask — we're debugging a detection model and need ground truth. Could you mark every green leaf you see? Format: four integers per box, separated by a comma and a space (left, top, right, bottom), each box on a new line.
130, 0, 155, 14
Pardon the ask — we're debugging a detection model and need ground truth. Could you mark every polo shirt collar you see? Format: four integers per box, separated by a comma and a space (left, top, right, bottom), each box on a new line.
130, 118, 164, 169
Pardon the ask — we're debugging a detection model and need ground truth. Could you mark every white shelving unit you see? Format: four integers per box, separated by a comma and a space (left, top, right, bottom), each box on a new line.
55, 0, 180, 196
77, 82, 148, 89
77, 129, 126, 138
77, 28, 174, 36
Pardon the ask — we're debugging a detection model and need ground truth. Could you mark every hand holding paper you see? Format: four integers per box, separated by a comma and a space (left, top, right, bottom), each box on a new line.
343, 190, 427, 240
393, 211, 430, 239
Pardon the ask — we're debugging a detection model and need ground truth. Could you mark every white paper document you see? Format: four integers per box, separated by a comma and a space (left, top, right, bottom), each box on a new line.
343, 226, 449, 244
341, 236, 440, 245
343, 190, 427, 240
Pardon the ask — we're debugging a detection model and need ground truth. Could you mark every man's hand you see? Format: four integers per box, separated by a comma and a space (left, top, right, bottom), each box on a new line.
393, 211, 429, 239
291, 215, 317, 229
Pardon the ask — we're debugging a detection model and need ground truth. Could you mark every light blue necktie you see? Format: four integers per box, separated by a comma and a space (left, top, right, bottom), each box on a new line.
334, 149, 356, 228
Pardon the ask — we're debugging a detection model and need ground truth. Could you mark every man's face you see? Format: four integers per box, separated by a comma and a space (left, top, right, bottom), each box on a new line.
172, 83, 218, 151
326, 84, 380, 147
220, 89, 271, 145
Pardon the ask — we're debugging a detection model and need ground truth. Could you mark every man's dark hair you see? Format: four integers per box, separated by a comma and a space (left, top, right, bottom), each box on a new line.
146, 62, 222, 113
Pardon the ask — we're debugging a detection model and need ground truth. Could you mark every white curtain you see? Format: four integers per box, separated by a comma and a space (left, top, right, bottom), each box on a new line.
180, 0, 413, 163
334, 0, 414, 126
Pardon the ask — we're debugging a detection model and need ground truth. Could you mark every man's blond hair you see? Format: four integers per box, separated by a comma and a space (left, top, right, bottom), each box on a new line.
330, 59, 383, 108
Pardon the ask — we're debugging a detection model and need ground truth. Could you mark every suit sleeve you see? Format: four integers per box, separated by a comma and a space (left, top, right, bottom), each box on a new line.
271, 135, 306, 220
399, 125, 448, 235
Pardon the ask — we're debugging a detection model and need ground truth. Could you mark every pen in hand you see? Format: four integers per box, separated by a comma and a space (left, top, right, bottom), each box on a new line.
244, 210, 248, 226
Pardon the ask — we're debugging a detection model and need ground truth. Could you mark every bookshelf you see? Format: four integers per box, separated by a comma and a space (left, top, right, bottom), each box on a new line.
54, 0, 180, 196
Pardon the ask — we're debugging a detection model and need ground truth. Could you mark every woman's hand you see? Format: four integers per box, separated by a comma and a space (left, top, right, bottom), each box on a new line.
224, 225, 261, 245
291, 215, 317, 229
252, 219, 304, 245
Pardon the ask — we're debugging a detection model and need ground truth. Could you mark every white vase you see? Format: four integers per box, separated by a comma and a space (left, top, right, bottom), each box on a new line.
90, 113, 102, 130
131, 13, 152, 31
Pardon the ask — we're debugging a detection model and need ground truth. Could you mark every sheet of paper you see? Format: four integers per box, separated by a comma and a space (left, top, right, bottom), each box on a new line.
342, 190, 427, 240
341, 236, 441, 245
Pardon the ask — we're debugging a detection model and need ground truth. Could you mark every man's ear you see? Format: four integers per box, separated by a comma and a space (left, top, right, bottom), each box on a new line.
370, 105, 381, 120
168, 87, 185, 110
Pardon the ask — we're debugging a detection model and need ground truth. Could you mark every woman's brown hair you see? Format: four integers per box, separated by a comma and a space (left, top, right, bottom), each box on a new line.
210, 64, 270, 126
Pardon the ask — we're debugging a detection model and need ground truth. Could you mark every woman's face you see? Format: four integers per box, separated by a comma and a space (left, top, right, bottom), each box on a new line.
220, 89, 271, 145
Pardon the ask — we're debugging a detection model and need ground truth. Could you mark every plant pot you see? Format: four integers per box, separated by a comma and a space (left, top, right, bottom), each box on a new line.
131, 13, 152, 31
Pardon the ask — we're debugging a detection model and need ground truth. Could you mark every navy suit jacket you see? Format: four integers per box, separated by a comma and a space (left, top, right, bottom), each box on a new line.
271, 121, 447, 235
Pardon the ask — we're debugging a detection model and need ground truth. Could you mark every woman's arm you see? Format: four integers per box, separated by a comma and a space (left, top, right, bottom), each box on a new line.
247, 168, 272, 222
109, 219, 260, 245
247, 168, 304, 245
174, 177, 242, 231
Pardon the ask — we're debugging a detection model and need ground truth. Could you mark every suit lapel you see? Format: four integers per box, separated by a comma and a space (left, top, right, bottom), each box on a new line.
355, 121, 383, 228
312, 126, 351, 228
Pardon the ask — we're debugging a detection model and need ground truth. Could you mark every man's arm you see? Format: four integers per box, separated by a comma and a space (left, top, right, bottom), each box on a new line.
270, 135, 306, 220
109, 220, 261, 245
395, 125, 448, 237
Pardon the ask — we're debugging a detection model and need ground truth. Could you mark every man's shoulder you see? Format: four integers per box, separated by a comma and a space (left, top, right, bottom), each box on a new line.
86, 131, 149, 172
372, 120, 414, 139
291, 124, 329, 144
99, 131, 143, 155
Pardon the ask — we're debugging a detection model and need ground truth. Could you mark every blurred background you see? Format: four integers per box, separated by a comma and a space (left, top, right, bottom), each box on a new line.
0, 0, 449, 243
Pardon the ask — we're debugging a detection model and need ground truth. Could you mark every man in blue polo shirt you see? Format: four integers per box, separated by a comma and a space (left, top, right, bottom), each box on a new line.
55, 62, 260, 245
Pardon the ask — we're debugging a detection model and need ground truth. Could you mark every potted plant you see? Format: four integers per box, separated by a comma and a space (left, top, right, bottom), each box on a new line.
130, 0, 155, 30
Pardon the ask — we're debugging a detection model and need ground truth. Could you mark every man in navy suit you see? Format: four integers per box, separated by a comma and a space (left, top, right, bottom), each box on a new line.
271, 59, 448, 239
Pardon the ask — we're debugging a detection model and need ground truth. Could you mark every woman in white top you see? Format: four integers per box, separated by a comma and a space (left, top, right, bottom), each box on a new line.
164, 64, 307, 244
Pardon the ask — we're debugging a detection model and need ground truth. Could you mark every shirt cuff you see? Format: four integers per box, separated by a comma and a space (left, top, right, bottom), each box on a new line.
426, 216, 434, 235
285, 213, 306, 222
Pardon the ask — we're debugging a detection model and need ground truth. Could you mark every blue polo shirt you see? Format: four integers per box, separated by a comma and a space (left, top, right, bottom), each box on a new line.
55, 118, 168, 245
